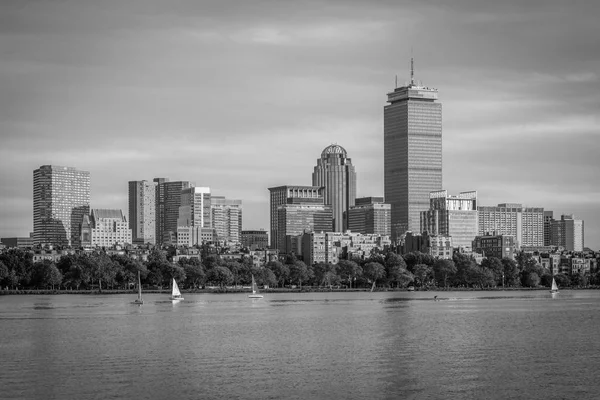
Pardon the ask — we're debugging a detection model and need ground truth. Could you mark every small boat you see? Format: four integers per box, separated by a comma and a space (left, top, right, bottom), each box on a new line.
170, 278, 184, 301
133, 271, 144, 305
248, 275, 263, 299
550, 277, 559, 293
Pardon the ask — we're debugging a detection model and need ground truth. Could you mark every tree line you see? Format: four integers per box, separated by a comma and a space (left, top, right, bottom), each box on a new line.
0, 247, 597, 291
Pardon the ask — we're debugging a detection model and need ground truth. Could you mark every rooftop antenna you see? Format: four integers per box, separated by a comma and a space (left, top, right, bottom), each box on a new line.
410, 57, 415, 86
395, 74, 398, 88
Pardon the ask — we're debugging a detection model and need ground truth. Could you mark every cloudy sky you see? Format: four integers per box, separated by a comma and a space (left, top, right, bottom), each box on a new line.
1, 0, 599, 249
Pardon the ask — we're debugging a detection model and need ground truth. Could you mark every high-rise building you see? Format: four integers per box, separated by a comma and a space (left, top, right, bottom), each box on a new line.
551, 214, 584, 252
80, 209, 132, 247
277, 203, 333, 254
128, 180, 157, 245
33, 165, 90, 247
347, 197, 391, 236
478, 203, 544, 248
268, 185, 324, 250
420, 190, 478, 250
154, 179, 195, 244
312, 144, 357, 232
176, 187, 211, 246
384, 59, 442, 239
543, 211, 554, 246
211, 196, 242, 246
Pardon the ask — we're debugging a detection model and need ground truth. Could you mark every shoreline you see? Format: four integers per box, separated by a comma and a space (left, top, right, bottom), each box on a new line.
1, 286, 597, 295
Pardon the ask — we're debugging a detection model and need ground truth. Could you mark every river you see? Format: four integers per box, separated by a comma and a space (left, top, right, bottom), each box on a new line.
1, 290, 599, 399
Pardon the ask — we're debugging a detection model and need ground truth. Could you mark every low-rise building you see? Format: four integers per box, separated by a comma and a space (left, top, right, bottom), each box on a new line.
472, 233, 516, 260
81, 209, 132, 248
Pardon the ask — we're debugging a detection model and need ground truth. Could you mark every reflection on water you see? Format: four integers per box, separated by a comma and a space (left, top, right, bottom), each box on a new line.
1, 291, 600, 399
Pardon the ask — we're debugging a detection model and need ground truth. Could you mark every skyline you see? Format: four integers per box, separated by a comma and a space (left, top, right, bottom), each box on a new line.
1, 0, 599, 249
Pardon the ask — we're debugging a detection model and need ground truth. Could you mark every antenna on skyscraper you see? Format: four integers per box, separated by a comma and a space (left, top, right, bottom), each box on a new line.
395, 74, 398, 88
410, 57, 415, 86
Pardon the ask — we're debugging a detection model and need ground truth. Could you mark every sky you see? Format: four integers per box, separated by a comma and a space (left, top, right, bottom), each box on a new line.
1, 0, 599, 249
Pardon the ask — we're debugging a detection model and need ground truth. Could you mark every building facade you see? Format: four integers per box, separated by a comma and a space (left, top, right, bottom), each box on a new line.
403, 231, 453, 259
128, 180, 157, 245
384, 60, 442, 239
551, 214, 584, 252
80, 209, 132, 247
312, 144, 357, 232
33, 165, 90, 247
176, 187, 211, 246
211, 196, 242, 246
420, 190, 478, 250
347, 197, 391, 236
241, 230, 269, 250
276, 203, 333, 254
300, 231, 391, 266
268, 185, 324, 250
478, 203, 545, 248
154, 179, 195, 245
472, 234, 516, 260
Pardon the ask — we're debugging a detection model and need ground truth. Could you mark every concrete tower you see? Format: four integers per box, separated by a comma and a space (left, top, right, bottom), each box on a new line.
384, 59, 442, 239
312, 144, 356, 232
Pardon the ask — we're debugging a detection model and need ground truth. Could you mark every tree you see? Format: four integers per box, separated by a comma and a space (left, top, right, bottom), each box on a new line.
289, 261, 310, 287
524, 272, 540, 287
501, 258, 520, 287
554, 273, 571, 288
261, 268, 278, 288
207, 266, 234, 288
363, 262, 386, 290
481, 257, 504, 286
338, 260, 362, 288
433, 259, 456, 289
413, 264, 433, 288
267, 261, 289, 288
180, 258, 205, 288
384, 253, 408, 288
403, 251, 435, 273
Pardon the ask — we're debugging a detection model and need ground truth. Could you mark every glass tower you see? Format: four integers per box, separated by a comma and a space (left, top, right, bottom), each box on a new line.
384, 60, 442, 239
33, 165, 90, 246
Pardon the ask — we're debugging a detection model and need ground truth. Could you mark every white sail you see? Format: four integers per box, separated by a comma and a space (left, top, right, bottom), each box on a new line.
551, 278, 559, 292
137, 271, 143, 301
172, 278, 181, 297
248, 274, 263, 299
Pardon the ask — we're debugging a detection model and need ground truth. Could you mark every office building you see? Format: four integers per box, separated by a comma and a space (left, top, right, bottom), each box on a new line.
551, 214, 584, 252
420, 190, 478, 250
478, 203, 544, 248
472, 233, 516, 260
128, 180, 157, 245
1, 235, 35, 249
80, 209, 132, 247
33, 165, 90, 247
384, 59, 442, 238
347, 197, 391, 236
155, 179, 195, 244
176, 187, 211, 246
543, 211, 554, 246
242, 230, 269, 250
268, 185, 324, 250
312, 144, 357, 231
211, 196, 242, 246
277, 203, 332, 254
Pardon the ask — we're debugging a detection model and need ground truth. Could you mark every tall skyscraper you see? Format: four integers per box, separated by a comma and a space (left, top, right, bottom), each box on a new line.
384, 59, 442, 238
312, 144, 356, 232
211, 196, 242, 246
543, 211, 554, 246
176, 187, 211, 246
128, 180, 157, 245
420, 190, 478, 250
33, 165, 90, 247
268, 185, 324, 250
347, 197, 391, 236
154, 179, 195, 244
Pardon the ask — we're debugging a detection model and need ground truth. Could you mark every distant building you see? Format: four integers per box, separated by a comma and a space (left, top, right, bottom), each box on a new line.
312, 144, 357, 232
154, 179, 195, 245
268, 185, 324, 250
300, 231, 391, 266
177, 187, 211, 247
211, 196, 242, 246
384, 59, 442, 238
551, 214, 584, 251
277, 203, 333, 254
543, 211, 554, 246
128, 180, 157, 245
472, 233, 516, 260
478, 203, 544, 248
420, 190, 478, 250
1, 235, 35, 249
403, 231, 453, 259
80, 209, 132, 247
347, 197, 391, 236
242, 230, 268, 250
33, 165, 90, 247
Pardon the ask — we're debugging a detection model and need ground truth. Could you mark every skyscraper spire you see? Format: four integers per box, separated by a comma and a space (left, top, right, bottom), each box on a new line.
410, 57, 414, 86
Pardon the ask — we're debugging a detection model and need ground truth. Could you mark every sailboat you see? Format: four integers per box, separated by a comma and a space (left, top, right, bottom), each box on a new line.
550, 277, 559, 293
170, 278, 184, 301
133, 270, 144, 305
248, 275, 263, 299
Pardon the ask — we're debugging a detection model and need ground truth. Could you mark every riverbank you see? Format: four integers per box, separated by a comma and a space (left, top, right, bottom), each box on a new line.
2, 286, 598, 295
